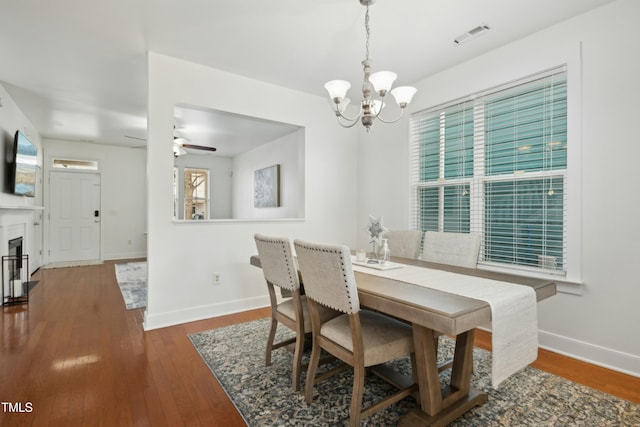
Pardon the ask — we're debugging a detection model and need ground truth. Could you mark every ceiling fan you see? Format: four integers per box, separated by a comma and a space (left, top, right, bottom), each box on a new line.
126, 127, 217, 157
173, 127, 216, 157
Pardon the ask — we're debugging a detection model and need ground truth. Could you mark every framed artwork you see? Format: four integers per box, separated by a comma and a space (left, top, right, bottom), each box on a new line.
254, 164, 280, 208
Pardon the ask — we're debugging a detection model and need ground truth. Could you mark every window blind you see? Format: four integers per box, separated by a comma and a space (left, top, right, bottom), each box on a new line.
410, 68, 567, 274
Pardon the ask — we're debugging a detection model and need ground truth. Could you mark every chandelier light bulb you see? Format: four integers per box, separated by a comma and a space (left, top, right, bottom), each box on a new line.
324, 80, 351, 103
371, 100, 384, 115
336, 97, 351, 114
369, 71, 397, 95
390, 86, 417, 107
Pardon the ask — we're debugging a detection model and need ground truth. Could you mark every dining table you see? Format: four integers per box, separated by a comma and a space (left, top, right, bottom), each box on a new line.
249, 253, 556, 426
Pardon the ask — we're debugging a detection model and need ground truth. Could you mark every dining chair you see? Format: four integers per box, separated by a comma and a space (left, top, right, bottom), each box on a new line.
422, 231, 481, 268
293, 239, 418, 427
254, 233, 339, 392
381, 229, 423, 259
421, 231, 481, 372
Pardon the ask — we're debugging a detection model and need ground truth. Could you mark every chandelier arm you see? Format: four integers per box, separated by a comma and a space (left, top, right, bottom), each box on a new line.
367, 92, 386, 120
336, 116, 362, 128
376, 108, 406, 124
333, 104, 363, 123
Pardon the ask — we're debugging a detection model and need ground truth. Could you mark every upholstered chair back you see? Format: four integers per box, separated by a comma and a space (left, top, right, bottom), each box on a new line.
293, 239, 360, 315
254, 233, 300, 292
422, 231, 481, 269
381, 229, 423, 259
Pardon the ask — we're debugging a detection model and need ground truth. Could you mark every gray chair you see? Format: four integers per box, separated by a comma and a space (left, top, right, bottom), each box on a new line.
381, 229, 423, 259
294, 239, 417, 427
422, 231, 481, 268
254, 233, 339, 391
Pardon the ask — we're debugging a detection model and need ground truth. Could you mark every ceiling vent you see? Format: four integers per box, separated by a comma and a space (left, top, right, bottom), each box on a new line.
454, 25, 490, 44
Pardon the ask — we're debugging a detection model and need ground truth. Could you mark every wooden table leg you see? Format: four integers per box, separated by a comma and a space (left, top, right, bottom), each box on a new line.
410, 324, 443, 415
399, 326, 488, 427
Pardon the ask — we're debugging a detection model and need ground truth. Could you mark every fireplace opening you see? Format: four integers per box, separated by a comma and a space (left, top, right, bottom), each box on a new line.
3, 236, 29, 303
8, 237, 23, 280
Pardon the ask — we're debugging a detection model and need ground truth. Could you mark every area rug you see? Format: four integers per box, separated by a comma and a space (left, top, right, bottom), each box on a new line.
43, 260, 104, 269
189, 318, 640, 426
114, 261, 147, 309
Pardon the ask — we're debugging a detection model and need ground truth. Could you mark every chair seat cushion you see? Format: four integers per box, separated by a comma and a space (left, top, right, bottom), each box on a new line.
277, 296, 339, 330
321, 310, 414, 366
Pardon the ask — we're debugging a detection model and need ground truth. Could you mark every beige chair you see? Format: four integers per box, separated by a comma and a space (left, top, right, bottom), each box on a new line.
294, 239, 417, 427
254, 233, 339, 392
381, 229, 423, 259
422, 231, 481, 268
421, 231, 481, 372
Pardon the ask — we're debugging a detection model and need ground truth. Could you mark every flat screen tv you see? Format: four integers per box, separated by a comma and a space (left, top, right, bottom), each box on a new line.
10, 130, 37, 197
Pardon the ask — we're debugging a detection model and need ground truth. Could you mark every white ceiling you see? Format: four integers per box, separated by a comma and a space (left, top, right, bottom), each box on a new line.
0, 0, 615, 151
173, 105, 301, 157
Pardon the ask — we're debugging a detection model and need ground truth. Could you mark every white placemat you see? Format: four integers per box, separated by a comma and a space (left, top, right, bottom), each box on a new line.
351, 258, 538, 388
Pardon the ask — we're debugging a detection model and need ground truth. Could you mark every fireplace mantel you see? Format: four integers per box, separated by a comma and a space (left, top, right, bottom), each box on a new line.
0, 206, 44, 211
0, 209, 39, 273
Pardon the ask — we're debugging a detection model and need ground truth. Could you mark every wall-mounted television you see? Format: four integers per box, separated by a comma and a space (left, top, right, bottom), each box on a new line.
10, 130, 37, 197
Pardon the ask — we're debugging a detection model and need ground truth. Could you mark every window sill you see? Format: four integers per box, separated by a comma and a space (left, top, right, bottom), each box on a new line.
554, 279, 583, 295
478, 264, 583, 296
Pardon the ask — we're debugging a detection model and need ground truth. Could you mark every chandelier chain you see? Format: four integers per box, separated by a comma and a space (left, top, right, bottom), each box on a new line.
365, 4, 370, 61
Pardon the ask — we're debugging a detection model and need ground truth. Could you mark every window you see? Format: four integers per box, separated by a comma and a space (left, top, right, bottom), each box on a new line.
52, 158, 98, 170
183, 168, 209, 220
410, 68, 567, 275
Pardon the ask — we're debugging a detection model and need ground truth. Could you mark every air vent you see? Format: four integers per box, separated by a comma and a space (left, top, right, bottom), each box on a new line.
454, 25, 490, 44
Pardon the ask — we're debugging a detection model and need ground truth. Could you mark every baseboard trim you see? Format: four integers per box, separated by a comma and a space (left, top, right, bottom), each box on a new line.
143, 295, 270, 331
104, 251, 147, 261
539, 330, 640, 378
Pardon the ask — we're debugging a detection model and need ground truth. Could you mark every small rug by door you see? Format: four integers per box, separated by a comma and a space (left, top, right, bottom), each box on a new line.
114, 261, 147, 310
43, 260, 104, 269
189, 318, 640, 426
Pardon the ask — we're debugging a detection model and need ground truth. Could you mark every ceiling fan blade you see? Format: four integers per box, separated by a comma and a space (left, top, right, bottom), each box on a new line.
181, 143, 217, 152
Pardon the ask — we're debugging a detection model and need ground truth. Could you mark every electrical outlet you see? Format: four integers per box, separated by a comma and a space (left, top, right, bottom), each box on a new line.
213, 272, 222, 285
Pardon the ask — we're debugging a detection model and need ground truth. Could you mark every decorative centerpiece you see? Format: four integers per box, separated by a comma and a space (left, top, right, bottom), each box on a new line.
366, 214, 388, 263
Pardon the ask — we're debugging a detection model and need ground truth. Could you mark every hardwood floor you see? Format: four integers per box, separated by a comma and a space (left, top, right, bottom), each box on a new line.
1, 260, 638, 426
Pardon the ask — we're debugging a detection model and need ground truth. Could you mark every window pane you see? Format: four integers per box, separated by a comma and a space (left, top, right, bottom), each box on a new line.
485, 78, 567, 176
416, 185, 470, 233
484, 178, 563, 270
418, 116, 440, 181
184, 168, 209, 220
444, 105, 474, 179
417, 187, 439, 231
443, 185, 470, 233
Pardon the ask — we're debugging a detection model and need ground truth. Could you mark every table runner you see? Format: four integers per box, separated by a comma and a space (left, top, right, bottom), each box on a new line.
351, 258, 538, 388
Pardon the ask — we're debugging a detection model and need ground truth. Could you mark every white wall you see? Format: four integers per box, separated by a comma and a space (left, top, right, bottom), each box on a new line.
232, 130, 303, 219
42, 139, 147, 261
357, 0, 640, 376
145, 53, 357, 330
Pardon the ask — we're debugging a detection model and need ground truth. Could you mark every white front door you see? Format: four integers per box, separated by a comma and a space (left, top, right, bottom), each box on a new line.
49, 171, 101, 263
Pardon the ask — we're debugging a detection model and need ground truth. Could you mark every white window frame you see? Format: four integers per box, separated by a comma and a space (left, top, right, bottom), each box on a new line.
409, 66, 583, 293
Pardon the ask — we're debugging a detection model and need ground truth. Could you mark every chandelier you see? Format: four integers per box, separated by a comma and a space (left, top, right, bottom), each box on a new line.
324, 0, 417, 131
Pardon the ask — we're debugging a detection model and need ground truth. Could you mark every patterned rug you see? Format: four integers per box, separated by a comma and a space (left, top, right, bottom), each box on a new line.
114, 261, 147, 310
189, 318, 640, 426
